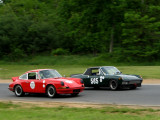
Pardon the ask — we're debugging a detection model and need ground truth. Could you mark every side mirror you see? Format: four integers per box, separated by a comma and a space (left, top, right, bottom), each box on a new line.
64, 75, 66, 77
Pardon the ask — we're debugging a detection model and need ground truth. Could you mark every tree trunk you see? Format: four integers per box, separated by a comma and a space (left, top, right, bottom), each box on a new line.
109, 25, 114, 53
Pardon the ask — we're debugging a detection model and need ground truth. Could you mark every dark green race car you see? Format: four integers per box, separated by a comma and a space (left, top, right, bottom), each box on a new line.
71, 66, 143, 90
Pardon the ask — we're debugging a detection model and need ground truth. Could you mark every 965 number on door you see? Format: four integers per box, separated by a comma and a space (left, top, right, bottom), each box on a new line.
90, 78, 98, 84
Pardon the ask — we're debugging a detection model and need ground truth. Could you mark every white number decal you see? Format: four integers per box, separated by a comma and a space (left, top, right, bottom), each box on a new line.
90, 78, 99, 84
100, 76, 104, 82
30, 81, 35, 89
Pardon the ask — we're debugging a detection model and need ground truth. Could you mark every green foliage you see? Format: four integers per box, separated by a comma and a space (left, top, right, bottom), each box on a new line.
7, 48, 26, 61
121, 3, 160, 62
0, 0, 64, 57
0, 0, 160, 62
51, 48, 69, 55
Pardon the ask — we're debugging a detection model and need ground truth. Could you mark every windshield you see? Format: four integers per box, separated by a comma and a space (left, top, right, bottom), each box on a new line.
39, 69, 62, 79
102, 67, 121, 75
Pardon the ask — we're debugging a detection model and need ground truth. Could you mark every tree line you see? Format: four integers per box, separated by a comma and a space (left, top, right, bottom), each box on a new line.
0, 0, 160, 62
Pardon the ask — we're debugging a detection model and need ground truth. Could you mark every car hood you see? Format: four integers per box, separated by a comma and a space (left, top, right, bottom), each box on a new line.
46, 77, 82, 87
115, 74, 142, 81
61, 77, 83, 87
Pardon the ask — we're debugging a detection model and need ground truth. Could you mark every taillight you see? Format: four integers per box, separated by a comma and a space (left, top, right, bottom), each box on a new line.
61, 81, 64, 86
80, 79, 84, 84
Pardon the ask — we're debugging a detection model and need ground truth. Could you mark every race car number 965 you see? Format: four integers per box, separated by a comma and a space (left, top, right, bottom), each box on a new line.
90, 78, 98, 84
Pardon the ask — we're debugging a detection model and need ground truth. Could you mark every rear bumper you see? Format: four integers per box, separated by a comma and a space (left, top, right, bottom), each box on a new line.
8, 87, 14, 91
56, 87, 84, 94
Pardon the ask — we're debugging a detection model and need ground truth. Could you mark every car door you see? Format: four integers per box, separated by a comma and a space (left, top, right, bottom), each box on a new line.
24, 72, 37, 93
24, 72, 44, 93
35, 72, 46, 93
83, 68, 105, 87
90, 69, 106, 87
19, 72, 45, 93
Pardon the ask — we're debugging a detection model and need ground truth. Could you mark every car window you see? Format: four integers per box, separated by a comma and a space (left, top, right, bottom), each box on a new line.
83, 69, 91, 75
19, 74, 27, 80
28, 72, 36, 79
39, 70, 62, 79
91, 69, 100, 76
102, 67, 121, 75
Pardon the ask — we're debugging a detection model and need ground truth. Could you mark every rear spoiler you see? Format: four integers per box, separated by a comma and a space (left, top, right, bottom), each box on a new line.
12, 77, 19, 82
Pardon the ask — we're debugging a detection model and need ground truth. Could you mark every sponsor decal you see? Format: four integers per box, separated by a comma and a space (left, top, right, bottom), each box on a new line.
43, 80, 45, 88
30, 81, 35, 89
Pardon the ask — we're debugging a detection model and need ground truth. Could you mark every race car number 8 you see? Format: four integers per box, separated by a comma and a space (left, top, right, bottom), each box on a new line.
90, 78, 98, 84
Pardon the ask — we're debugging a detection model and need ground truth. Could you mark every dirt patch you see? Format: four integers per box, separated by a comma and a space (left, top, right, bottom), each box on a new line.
0, 100, 160, 110
1, 79, 160, 84
0, 79, 11, 83
143, 79, 160, 84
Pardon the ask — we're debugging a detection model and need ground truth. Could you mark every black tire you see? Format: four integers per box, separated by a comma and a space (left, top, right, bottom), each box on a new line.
14, 85, 24, 97
47, 85, 56, 98
109, 80, 118, 90
71, 93, 79, 97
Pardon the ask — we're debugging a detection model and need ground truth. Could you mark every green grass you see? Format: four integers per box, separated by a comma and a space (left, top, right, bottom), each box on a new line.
1, 55, 160, 66
0, 102, 160, 120
0, 55, 160, 79
118, 66, 160, 79
0, 65, 87, 79
0, 55, 104, 66
0, 65, 160, 79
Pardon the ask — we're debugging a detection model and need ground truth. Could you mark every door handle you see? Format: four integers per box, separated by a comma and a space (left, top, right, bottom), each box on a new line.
26, 81, 29, 83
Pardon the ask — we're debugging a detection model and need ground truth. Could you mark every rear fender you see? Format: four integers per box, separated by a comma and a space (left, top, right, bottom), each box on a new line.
13, 84, 22, 92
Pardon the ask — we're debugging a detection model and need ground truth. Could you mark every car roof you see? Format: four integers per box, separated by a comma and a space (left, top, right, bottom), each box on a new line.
26, 69, 55, 73
88, 66, 115, 69
83, 66, 115, 75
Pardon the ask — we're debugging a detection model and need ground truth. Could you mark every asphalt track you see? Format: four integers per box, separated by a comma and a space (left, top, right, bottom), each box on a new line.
1, 83, 160, 106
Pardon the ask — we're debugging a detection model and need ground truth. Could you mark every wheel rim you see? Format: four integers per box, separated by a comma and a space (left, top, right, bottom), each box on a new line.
110, 81, 117, 90
48, 86, 55, 97
15, 86, 22, 96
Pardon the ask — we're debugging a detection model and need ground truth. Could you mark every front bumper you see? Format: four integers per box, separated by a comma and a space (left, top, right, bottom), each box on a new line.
56, 87, 85, 94
121, 80, 142, 87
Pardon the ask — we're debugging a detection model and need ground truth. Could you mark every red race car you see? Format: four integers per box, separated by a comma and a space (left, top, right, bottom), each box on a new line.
8, 69, 84, 98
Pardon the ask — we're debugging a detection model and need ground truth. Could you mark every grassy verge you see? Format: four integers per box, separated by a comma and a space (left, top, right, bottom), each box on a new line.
0, 101, 160, 120
1, 55, 160, 66
0, 65, 160, 79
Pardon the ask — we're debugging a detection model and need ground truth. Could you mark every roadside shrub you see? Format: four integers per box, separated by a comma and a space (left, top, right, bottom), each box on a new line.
7, 48, 26, 61
51, 48, 69, 55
